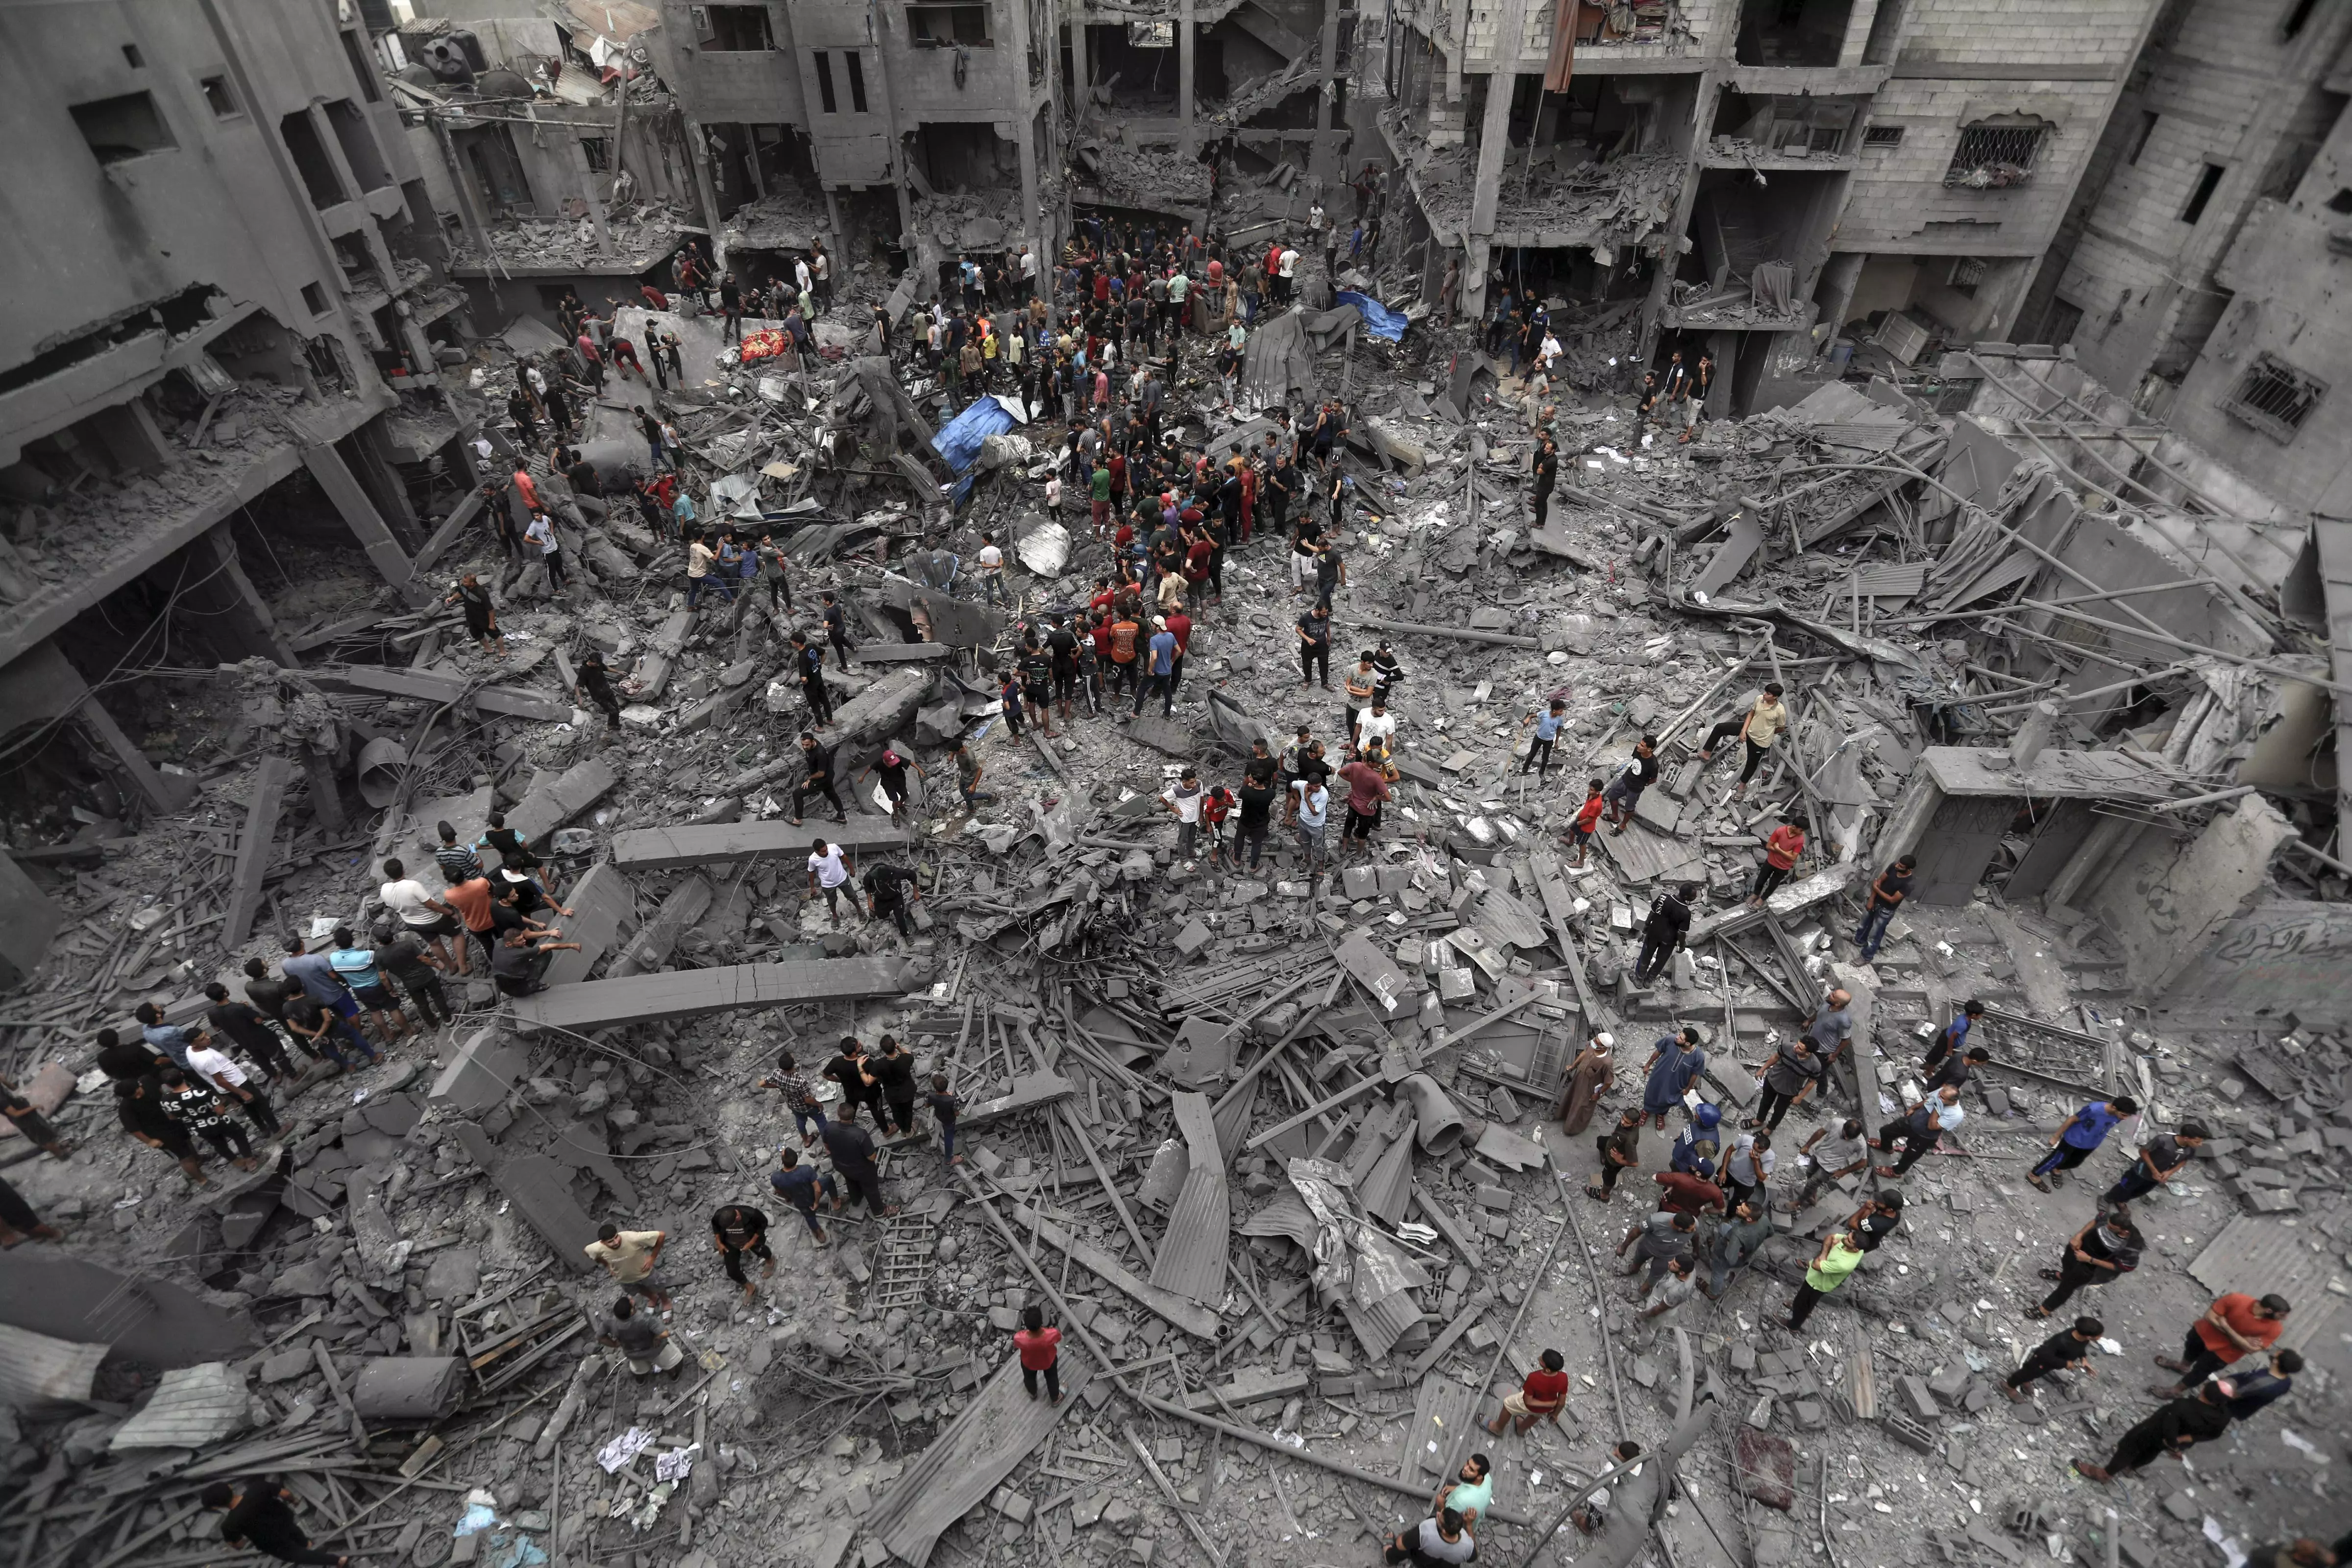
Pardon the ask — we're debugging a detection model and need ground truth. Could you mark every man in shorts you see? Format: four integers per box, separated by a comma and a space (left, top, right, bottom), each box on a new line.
599, 1295, 685, 1378
585, 1222, 672, 1312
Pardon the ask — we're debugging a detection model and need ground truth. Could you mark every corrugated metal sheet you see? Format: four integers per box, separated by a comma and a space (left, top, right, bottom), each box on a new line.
1399, 1375, 1479, 1483
111, 1363, 249, 1450
869, 1346, 1092, 1566
1148, 1092, 1231, 1307
0, 1323, 106, 1408
1341, 1288, 1420, 1364
1602, 821, 1706, 886
1238, 1189, 1320, 1250
2186, 1216, 2345, 1351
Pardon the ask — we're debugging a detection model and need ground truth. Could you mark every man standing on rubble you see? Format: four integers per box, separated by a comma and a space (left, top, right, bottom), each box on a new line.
1633, 882, 1695, 986
1704, 1198, 1775, 1301
2027, 1095, 2140, 1192
1602, 736, 1659, 835
1699, 683, 1788, 799
1639, 1026, 1708, 1133
587, 1222, 673, 1314
201, 1478, 350, 1568
1529, 434, 1558, 527
1588, 1107, 1645, 1202
1853, 854, 1916, 961
821, 1104, 898, 1217
770, 623, 826, 719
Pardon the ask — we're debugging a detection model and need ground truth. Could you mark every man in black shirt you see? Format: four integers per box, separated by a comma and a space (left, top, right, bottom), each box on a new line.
710, 1205, 773, 1301
790, 633, 835, 728
575, 649, 622, 731
489, 927, 579, 997
2004, 1316, 2102, 1400
371, 924, 454, 1028
1855, 854, 1916, 961
1018, 642, 1057, 738
1925, 1045, 1990, 1096
1297, 604, 1332, 689
1633, 882, 1695, 985
201, 983, 295, 1083
2032, 1206, 2143, 1316
202, 1477, 347, 1567
1846, 1190, 1903, 1253
862, 862, 921, 939
2102, 1121, 2205, 1208
1237, 742, 1279, 871
819, 1106, 897, 1216
1603, 736, 1660, 834
1046, 615, 1082, 724
821, 591, 856, 672
864, 1036, 920, 1134
790, 731, 845, 825
1530, 434, 1558, 526
118, 1076, 207, 1186
823, 1037, 881, 1124
2075, 1382, 2230, 1483
719, 272, 743, 343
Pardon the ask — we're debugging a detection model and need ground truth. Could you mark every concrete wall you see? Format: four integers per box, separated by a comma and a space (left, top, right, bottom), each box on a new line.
2160, 101, 2352, 518
2039, 0, 2352, 394
2085, 791, 2295, 994
0, 0, 420, 386
2155, 895, 2352, 1030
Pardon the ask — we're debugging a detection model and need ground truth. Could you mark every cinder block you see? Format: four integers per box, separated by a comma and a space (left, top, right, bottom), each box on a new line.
1897, 1375, 1940, 1423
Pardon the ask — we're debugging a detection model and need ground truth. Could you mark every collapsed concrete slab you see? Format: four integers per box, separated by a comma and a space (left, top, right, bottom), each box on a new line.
507, 956, 916, 1032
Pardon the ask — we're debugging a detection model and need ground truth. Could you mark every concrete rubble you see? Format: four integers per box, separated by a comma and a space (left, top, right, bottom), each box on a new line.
4, 15, 2352, 1568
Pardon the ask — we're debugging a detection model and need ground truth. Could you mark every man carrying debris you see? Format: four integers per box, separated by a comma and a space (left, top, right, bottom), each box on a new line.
2102, 1119, 2204, 1208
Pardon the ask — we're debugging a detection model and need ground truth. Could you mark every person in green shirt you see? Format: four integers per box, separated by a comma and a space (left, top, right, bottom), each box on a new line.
1787, 1229, 1864, 1331
1432, 1452, 1492, 1530
1090, 461, 1113, 538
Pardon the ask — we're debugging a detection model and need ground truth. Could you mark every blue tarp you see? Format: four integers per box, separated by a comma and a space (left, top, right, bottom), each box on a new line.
1335, 290, 1408, 343
931, 396, 1021, 474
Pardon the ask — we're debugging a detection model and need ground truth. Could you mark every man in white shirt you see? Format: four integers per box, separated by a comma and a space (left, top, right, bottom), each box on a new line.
807, 838, 858, 926
1353, 700, 1397, 754
976, 533, 1006, 604
1161, 770, 1204, 868
1277, 246, 1300, 304
524, 512, 566, 590
377, 856, 466, 976
185, 1036, 280, 1135
1288, 777, 1330, 872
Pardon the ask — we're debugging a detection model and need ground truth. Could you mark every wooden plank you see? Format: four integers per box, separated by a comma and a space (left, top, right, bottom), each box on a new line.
1526, 851, 1607, 1029
223, 755, 293, 946
309, 665, 570, 723
288, 611, 396, 654
608, 819, 911, 873
506, 957, 912, 1032
998, 1198, 1225, 1340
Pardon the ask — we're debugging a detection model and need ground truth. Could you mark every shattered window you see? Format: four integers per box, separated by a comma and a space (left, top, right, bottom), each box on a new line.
2220, 353, 2325, 444
909, 3, 993, 45
1127, 19, 1176, 46
1944, 122, 2044, 188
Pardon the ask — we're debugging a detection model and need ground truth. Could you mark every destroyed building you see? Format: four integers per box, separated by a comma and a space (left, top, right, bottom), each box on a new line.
4, 4, 2352, 1568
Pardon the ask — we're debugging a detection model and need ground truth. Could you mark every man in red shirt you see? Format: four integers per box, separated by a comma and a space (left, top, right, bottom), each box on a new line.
2154, 1292, 2291, 1396
1336, 756, 1391, 857
1164, 608, 1193, 694
1568, 780, 1607, 868
512, 466, 542, 514
1486, 1347, 1570, 1435
1013, 1304, 1062, 1404
1654, 1164, 1726, 1217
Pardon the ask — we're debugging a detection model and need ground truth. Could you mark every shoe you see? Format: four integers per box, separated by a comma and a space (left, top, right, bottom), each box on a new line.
2001, 1383, 2024, 1403
2153, 1356, 2190, 1373
2025, 1173, 2050, 1192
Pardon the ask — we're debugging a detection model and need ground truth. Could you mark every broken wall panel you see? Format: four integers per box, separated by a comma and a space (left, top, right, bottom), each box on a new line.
507, 956, 916, 1032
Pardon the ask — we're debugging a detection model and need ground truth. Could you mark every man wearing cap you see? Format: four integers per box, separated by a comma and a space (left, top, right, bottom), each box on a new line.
1133, 616, 1178, 718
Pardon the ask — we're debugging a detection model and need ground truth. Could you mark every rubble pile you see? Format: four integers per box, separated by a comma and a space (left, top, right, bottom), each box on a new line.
4, 149, 2350, 1568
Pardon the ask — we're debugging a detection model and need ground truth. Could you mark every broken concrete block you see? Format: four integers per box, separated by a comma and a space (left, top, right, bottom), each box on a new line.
428, 1027, 528, 1116
351, 1356, 466, 1421
1927, 1363, 1969, 1403
1897, 1375, 1939, 1423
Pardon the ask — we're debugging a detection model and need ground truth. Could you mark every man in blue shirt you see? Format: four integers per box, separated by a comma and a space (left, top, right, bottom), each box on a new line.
768, 1148, 835, 1242
1133, 617, 1178, 717
1669, 1102, 1721, 1175
2028, 1096, 2139, 1190
1641, 1027, 1708, 1132
1922, 998, 1984, 1076
279, 940, 381, 1061
328, 927, 410, 1044
2215, 1349, 2302, 1421
132, 1001, 197, 1070
1520, 699, 1567, 779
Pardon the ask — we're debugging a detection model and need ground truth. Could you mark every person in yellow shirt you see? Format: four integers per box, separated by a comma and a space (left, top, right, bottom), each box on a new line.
1697, 683, 1787, 799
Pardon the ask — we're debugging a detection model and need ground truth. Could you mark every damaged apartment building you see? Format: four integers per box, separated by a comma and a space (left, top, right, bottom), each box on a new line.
0, 0, 482, 974
1377, 0, 2200, 411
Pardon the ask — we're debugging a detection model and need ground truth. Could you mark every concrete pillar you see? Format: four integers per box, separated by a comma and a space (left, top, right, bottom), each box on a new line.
1004, 0, 1044, 285
1816, 250, 1865, 345
1312, 0, 1343, 180
865, 0, 917, 241
1467, 0, 1525, 241
303, 441, 430, 606
1179, 0, 1197, 156
188, 526, 298, 666
1837, 0, 1881, 67
2008, 700, 2060, 771
0, 851, 64, 990
1459, 235, 1490, 337
681, 115, 729, 270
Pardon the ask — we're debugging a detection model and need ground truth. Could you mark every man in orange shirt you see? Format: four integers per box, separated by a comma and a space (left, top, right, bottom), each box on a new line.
2154, 1293, 2290, 1396
441, 865, 499, 970
1108, 610, 1141, 700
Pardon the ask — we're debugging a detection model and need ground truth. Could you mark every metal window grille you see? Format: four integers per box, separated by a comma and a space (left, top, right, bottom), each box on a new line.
1945, 123, 2043, 187
1862, 124, 1904, 147
2220, 353, 2326, 443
